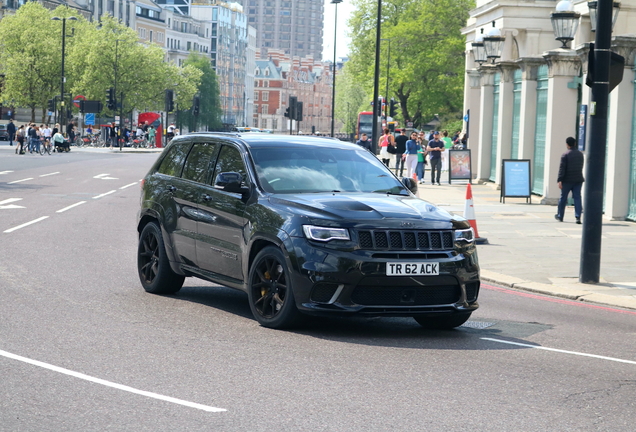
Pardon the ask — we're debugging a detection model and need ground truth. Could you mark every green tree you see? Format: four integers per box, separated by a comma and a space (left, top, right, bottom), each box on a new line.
178, 53, 222, 131
0, 2, 61, 122
335, 64, 369, 135
347, 0, 472, 129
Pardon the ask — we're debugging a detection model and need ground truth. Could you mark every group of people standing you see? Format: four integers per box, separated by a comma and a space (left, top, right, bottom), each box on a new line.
11, 120, 67, 154
358, 128, 460, 185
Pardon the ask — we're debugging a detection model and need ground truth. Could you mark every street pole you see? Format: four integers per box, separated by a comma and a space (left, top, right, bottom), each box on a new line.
384, 38, 391, 125
579, 0, 613, 283
330, 0, 342, 138
371, 0, 382, 154
60, 17, 66, 135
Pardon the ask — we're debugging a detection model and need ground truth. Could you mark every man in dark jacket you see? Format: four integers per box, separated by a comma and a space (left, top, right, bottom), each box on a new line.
394, 129, 408, 176
7, 119, 16, 146
555, 136, 584, 224
355, 133, 372, 151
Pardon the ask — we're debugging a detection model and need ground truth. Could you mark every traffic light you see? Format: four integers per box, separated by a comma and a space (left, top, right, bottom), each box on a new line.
284, 107, 291, 118
47, 99, 55, 112
165, 89, 174, 112
192, 96, 200, 116
106, 88, 115, 110
295, 101, 303, 122
389, 98, 398, 117
289, 96, 297, 121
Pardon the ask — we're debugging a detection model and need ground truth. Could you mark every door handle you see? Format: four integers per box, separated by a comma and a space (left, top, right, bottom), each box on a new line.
167, 185, 176, 193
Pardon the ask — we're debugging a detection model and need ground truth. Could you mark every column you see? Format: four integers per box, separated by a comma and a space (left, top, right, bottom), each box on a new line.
476, 66, 496, 182
466, 69, 482, 176
516, 58, 544, 161
541, 49, 581, 204
605, 37, 636, 220
494, 62, 517, 184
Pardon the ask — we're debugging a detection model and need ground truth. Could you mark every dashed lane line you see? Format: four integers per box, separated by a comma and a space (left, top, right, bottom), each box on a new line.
0, 348, 226, 413
8, 178, 33, 184
481, 337, 636, 365
93, 190, 116, 199
56, 201, 87, 213
0, 170, 14, 175
40, 172, 60, 177
94, 173, 109, 178
119, 182, 138, 190
4, 216, 49, 233
0, 198, 23, 205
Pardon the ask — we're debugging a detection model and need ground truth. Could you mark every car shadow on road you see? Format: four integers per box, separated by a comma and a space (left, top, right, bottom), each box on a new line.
172, 283, 548, 351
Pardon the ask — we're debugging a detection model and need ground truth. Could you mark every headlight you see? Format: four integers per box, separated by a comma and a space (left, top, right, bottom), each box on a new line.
303, 225, 350, 242
454, 227, 475, 243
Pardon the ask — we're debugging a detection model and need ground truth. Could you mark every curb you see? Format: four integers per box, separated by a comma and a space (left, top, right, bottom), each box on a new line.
480, 270, 636, 311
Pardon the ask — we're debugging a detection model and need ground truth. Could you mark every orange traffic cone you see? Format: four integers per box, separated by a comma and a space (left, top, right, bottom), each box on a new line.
463, 184, 488, 244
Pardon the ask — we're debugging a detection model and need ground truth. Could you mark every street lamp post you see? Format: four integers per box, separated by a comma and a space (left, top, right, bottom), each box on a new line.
382, 38, 392, 124
51, 16, 77, 136
330, 0, 342, 138
371, 0, 382, 154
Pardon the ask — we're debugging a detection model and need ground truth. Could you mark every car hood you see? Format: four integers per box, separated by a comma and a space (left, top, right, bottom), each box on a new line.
269, 193, 463, 225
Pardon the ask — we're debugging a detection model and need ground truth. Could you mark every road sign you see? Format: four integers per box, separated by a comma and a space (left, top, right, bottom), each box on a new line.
73, 94, 86, 108
406, 121, 414, 128
85, 113, 95, 125
463, 114, 469, 122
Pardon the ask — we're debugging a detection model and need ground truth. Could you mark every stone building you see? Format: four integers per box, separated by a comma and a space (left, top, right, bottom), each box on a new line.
462, 0, 636, 220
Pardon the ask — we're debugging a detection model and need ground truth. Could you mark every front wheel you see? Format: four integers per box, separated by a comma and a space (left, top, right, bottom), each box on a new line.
137, 222, 185, 294
247, 246, 301, 329
414, 313, 471, 330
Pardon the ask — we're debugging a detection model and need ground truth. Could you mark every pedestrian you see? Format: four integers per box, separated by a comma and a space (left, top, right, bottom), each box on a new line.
29, 124, 40, 154
404, 132, 420, 179
67, 121, 76, 144
147, 125, 156, 148
52, 129, 65, 152
109, 123, 117, 149
426, 131, 444, 185
416, 132, 427, 184
42, 124, 52, 149
441, 130, 453, 171
356, 133, 372, 151
378, 128, 395, 167
167, 122, 176, 140
15, 125, 25, 154
7, 119, 16, 147
394, 129, 408, 176
555, 136, 585, 224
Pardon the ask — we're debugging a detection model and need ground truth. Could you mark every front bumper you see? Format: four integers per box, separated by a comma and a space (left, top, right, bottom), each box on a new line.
288, 238, 480, 317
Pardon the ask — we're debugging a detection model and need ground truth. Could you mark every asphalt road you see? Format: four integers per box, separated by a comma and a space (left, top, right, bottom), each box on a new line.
1, 149, 635, 431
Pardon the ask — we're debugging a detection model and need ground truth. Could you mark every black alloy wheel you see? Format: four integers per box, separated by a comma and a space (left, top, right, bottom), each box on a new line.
248, 246, 300, 329
413, 313, 471, 330
137, 222, 185, 294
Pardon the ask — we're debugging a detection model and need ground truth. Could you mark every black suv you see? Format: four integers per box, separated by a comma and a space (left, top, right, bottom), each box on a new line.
137, 133, 480, 329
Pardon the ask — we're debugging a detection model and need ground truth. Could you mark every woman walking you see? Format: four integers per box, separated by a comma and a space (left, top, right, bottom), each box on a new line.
404, 132, 420, 179
15, 125, 25, 154
378, 128, 395, 167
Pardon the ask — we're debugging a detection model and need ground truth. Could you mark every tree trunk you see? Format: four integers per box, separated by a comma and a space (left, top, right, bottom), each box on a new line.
30, 106, 36, 122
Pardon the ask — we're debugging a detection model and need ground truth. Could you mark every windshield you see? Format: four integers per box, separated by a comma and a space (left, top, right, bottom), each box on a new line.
250, 145, 408, 195
358, 114, 373, 134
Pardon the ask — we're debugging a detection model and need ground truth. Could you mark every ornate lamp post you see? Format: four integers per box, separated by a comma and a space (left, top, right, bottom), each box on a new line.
550, 0, 581, 48
471, 29, 487, 65
587, 1, 620, 32
482, 21, 505, 64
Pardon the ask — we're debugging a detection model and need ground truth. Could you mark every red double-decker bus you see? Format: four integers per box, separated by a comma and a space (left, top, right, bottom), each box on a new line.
356, 111, 374, 142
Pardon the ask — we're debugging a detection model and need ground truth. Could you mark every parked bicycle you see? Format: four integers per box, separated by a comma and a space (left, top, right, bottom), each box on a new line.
39, 139, 52, 155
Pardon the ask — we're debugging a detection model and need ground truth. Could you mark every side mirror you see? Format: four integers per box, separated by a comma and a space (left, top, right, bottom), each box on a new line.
401, 177, 418, 194
214, 172, 249, 195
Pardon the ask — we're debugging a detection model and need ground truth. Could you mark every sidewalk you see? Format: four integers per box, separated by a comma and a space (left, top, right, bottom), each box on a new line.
415, 176, 636, 310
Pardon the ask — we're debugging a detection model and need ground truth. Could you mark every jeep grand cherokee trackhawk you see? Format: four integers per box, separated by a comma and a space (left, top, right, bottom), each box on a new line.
137, 133, 480, 329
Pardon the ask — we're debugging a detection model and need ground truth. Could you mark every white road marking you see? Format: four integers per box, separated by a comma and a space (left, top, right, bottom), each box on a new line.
94, 173, 109, 178
119, 182, 138, 190
0, 204, 25, 210
94, 173, 119, 180
481, 337, 636, 365
93, 190, 116, 199
4, 216, 49, 233
57, 201, 87, 213
0, 170, 14, 175
8, 178, 33, 184
0, 198, 23, 205
40, 172, 60, 177
0, 348, 226, 413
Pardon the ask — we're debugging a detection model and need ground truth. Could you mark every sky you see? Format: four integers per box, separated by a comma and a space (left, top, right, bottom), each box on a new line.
322, 1, 356, 61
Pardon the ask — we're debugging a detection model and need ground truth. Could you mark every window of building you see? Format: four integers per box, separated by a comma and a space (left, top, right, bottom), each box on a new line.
264, 68, 270, 77
149, 30, 153, 43
254, 92, 259, 101
261, 119, 268, 129
262, 91, 269, 101
272, 119, 278, 130
187, 41, 191, 51
261, 105, 268, 114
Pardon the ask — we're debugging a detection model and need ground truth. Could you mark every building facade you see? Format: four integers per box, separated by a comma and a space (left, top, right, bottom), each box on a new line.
241, 0, 324, 61
253, 49, 332, 134
462, 0, 636, 221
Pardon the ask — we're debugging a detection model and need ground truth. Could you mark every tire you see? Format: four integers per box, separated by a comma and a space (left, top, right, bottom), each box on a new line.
137, 222, 185, 294
39, 145, 45, 155
247, 246, 301, 329
413, 313, 471, 330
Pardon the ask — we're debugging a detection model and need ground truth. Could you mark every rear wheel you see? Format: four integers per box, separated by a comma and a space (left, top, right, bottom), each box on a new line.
413, 313, 471, 330
137, 222, 185, 294
247, 246, 300, 329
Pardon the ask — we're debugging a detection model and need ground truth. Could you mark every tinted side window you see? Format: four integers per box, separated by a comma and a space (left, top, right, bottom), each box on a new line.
157, 143, 191, 177
212, 145, 248, 185
181, 143, 217, 183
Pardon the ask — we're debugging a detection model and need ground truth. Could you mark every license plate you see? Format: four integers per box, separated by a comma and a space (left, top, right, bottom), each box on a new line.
386, 262, 439, 276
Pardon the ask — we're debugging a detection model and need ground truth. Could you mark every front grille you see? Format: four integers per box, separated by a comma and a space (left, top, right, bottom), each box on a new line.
357, 229, 454, 251
465, 282, 480, 303
351, 284, 461, 306
310, 283, 340, 303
